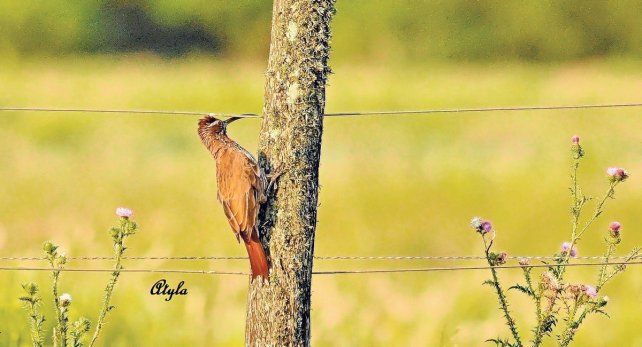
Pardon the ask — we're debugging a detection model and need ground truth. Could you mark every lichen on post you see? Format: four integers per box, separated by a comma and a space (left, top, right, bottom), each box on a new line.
245, 0, 336, 345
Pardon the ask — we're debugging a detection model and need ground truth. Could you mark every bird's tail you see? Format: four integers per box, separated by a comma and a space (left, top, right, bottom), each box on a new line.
244, 235, 269, 280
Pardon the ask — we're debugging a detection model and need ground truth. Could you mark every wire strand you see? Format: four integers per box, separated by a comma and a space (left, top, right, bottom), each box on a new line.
0, 266, 247, 276
315, 255, 635, 261
0, 107, 259, 118
0, 255, 636, 261
312, 260, 642, 275
324, 102, 642, 117
0, 260, 640, 276
1, 102, 641, 118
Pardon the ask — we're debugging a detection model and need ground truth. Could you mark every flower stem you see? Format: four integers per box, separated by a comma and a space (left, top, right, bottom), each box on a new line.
50, 262, 65, 347
597, 248, 640, 291
597, 243, 615, 288
559, 303, 592, 346
89, 219, 130, 347
556, 183, 616, 289
562, 172, 616, 275
60, 306, 69, 347
23, 295, 45, 347
559, 300, 579, 346
89, 250, 123, 347
574, 182, 617, 241
528, 273, 545, 347
532, 295, 544, 346
483, 236, 522, 346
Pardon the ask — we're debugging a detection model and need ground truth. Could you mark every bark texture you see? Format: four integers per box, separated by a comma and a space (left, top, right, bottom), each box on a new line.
245, 0, 335, 345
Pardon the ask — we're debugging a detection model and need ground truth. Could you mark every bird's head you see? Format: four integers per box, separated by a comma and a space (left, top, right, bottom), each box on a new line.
198, 115, 241, 142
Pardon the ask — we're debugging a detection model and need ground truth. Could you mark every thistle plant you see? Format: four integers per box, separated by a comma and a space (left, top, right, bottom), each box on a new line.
69, 317, 91, 347
58, 293, 72, 346
473, 135, 639, 347
19, 207, 138, 347
43, 240, 68, 346
19, 282, 45, 347
89, 207, 137, 347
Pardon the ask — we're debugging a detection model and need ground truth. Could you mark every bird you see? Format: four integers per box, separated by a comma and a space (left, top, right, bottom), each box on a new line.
198, 115, 269, 279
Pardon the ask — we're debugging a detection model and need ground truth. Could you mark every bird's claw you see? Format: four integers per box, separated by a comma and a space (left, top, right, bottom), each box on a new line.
267, 165, 287, 192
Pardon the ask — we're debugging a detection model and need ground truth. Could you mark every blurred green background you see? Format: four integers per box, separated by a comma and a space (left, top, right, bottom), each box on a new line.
0, 1, 641, 346
1, 0, 642, 61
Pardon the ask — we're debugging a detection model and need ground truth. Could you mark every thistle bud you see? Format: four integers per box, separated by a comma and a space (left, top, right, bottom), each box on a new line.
59, 293, 72, 307
497, 252, 507, 265
561, 242, 578, 258
72, 317, 91, 333
518, 258, 530, 267
58, 251, 67, 265
22, 282, 39, 296
488, 251, 507, 266
43, 241, 58, 255
599, 295, 610, 307
609, 221, 621, 236
571, 135, 584, 159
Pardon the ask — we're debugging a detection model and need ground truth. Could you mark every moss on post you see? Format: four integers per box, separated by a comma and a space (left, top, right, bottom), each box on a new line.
245, 0, 335, 345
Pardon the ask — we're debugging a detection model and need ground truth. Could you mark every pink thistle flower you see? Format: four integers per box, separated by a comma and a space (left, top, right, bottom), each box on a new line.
615, 168, 629, 181
607, 167, 629, 182
583, 285, 598, 299
496, 252, 507, 265
561, 242, 578, 258
470, 217, 492, 234
115, 207, 133, 218
481, 221, 493, 234
571, 135, 580, 144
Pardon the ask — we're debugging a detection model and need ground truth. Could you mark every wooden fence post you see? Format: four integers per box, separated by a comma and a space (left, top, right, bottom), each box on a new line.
245, 0, 336, 345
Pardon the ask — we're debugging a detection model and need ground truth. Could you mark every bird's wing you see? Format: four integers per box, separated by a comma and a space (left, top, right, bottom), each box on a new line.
216, 147, 265, 241
239, 146, 267, 204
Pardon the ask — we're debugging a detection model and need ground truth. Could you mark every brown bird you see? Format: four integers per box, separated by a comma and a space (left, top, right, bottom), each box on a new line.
198, 115, 269, 279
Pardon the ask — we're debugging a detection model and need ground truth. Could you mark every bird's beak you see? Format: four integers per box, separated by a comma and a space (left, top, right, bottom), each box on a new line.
224, 117, 242, 125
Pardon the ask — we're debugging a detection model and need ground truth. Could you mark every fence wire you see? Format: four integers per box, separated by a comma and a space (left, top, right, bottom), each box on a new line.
0, 255, 637, 261
0, 260, 640, 276
1, 102, 641, 118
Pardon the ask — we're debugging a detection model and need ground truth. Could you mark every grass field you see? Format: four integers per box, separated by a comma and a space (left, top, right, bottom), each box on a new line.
0, 56, 641, 346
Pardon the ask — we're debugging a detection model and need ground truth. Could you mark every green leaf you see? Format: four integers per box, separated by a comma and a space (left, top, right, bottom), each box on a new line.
485, 338, 513, 346
483, 279, 495, 286
508, 284, 534, 297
